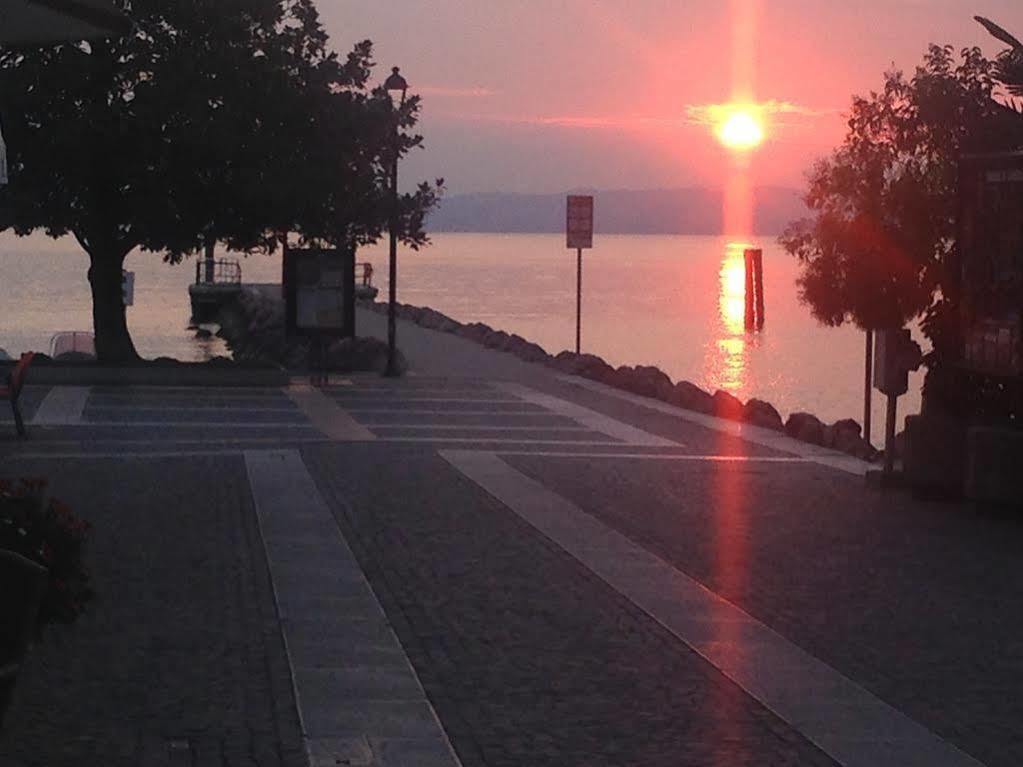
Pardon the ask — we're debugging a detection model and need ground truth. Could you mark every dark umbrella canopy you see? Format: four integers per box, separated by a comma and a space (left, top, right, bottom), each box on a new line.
0, 0, 130, 45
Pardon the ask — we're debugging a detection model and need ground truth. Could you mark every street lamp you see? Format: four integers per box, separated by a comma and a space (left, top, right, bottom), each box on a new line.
383, 66, 407, 377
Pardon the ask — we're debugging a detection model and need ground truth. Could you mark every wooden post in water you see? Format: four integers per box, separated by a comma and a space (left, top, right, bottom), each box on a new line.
744, 250, 756, 331
753, 249, 765, 330
744, 248, 765, 331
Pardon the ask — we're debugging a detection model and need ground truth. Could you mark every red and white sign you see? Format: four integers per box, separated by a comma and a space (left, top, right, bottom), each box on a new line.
566, 195, 594, 249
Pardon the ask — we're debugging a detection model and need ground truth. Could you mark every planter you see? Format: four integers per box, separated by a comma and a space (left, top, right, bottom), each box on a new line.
0, 549, 48, 730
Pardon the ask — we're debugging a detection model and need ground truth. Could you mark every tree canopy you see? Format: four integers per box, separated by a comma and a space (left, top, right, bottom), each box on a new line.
780, 44, 1022, 336
0, 0, 441, 361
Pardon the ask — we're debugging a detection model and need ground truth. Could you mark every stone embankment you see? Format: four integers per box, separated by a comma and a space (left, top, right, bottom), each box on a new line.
217, 288, 407, 374
364, 300, 879, 461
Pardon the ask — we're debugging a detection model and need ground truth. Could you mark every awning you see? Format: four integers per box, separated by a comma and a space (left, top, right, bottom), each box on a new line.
0, 0, 131, 45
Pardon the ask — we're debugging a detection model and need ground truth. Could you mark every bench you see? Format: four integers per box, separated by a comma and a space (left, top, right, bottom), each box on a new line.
1, 352, 35, 437
0, 549, 48, 730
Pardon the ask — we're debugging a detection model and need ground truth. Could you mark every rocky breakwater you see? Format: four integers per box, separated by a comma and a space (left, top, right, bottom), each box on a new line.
361, 300, 879, 462
218, 289, 407, 374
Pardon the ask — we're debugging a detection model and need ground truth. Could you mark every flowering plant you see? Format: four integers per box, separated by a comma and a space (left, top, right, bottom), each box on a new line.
0, 478, 93, 628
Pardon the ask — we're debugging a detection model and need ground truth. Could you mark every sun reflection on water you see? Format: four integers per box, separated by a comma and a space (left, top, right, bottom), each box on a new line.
715, 242, 753, 391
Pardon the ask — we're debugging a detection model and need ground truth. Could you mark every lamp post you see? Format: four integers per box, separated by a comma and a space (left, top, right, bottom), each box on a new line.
383, 66, 407, 377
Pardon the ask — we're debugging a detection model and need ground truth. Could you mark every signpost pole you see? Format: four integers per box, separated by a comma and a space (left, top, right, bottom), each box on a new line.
576, 247, 582, 354
883, 394, 898, 476
863, 330, 874, 446
566, 194, 594, 356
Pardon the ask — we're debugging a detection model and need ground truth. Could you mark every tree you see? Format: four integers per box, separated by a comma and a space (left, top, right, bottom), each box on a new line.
0, 0, 441, 362
781, 44, 1023, 414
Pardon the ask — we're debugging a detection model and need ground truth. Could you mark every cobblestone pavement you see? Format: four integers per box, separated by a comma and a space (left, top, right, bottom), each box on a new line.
303, 443, 838, 767
0, 456, 304, 767
502, 454, 1023, 767
1, 312, 1016, 766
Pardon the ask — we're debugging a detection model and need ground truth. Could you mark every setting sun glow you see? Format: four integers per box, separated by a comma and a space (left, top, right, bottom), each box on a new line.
716, 109, 765, 151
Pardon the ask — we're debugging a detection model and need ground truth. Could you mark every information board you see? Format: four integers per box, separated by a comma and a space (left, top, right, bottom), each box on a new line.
284, 247, 355, 338
958, 153, 1023, 378
566, 195, 594, 249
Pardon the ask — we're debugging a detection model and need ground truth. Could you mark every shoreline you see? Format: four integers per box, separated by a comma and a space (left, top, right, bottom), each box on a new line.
360, 299, 879, 462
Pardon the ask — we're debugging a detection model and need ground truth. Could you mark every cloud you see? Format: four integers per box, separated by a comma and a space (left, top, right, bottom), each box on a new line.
686, 100, 839, 128
431, 112, 687, 130
431, 102, 838, 132
416, 86, 497, 98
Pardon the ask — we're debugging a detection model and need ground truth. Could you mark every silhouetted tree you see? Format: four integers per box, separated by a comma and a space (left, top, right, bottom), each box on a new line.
0, 0, 440, 361
780, 44, 1022, 365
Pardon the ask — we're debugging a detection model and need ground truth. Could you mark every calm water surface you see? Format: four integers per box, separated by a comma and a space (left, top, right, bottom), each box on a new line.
0, 231, 923, 430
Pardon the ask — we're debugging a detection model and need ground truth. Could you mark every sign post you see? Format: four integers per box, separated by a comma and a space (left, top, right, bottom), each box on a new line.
566, 195, 594, 354
873, 328, 923, 476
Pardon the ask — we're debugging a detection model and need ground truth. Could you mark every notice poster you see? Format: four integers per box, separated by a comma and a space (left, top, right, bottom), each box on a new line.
284, 248, 355, 337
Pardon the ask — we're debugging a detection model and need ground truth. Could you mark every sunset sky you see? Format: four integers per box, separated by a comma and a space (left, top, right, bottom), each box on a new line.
321, 1, 1023, 195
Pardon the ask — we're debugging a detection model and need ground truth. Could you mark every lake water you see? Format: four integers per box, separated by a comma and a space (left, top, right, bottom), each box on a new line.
0, 231, 924, 433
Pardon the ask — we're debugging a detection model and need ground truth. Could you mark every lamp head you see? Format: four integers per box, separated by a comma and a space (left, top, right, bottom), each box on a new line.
384, 66, 408, 108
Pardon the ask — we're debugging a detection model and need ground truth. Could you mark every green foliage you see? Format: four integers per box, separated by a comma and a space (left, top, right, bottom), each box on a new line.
780, 45, 1022, 340
0, 0, 442, 360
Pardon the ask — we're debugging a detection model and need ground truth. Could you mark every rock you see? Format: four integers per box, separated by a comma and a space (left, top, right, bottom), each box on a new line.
194, 328, 213, 339
830, 418, 865, 454
671, 381, 714, 413
511, 339, 550, 363
712, 389, 744, 420
608, 365, 674, 400
832, 418, 862, 439
549, 352, 615, 382
455, 322, 492, 342
742, 398, 783, 430
482, 329, 511, 350
785, 412, 825, 445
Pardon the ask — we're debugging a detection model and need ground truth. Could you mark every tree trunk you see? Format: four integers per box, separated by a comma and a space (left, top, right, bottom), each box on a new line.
87, 248, 139, 363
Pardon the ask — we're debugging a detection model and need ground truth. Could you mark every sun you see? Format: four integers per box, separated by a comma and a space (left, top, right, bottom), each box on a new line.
716, 108, 765, 151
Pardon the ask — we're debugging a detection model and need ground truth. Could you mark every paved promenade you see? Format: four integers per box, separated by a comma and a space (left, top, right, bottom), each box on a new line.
1, 307, 1021, 766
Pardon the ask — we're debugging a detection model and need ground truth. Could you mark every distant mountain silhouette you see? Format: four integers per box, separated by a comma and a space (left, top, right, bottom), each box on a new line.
427, 187, 808, 235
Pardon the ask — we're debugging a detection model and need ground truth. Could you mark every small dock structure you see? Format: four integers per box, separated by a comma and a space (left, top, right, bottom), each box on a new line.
188, 258, 242, 323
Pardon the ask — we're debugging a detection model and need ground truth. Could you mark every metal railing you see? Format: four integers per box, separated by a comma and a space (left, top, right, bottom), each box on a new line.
194, 258, 242, 286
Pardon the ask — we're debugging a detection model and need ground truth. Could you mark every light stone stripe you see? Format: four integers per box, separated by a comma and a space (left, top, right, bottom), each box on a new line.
492, 451, 814, 462
339, 408, 547, 416
245, 449, 463, 767
86, 406, 302, 413
378, 437, 628, 446
32, 386, 90, 425
285, 385, 376, 441
556, 374, 871, 476
364, 424, 591, 432
441, 450, 985, 767
329, 396, 518, 403
76, 421, 319, 429
493, 381, 679, 447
